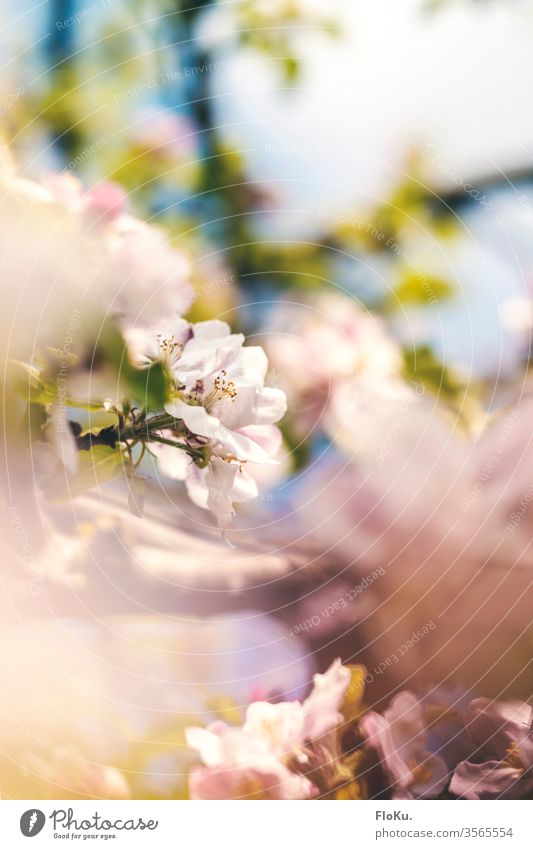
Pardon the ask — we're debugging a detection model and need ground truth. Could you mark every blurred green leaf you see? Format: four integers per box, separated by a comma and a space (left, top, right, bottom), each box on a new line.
388, 270, 453, 310
402, 344, 480, 427
98, 321, 169, 410
66, 445, 125, 498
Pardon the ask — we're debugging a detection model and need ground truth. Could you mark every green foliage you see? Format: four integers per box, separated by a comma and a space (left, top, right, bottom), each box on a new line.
2, 359, 54, 404
97, 321, 170, 410
206, 694, 243, 726
387, 269, 453, 310
62, 445, 126, 498
4, 357, 110, 412
403, 345, 458, 399
402, 344, 480, 426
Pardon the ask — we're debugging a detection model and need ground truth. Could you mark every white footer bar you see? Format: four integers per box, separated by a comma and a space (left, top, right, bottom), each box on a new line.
0, 799, 531, 848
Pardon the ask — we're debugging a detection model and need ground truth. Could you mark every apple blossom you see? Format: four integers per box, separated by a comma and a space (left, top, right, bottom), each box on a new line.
128, 318, 287, 526
360, 691, 449, 799
186, 659, 352, 799
450, 698, 533, 799
264, 292, 402, 439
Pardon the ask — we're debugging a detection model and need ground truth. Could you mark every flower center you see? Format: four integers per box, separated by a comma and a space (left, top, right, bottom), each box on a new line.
157, 334, 184, 363
505, 743, 526, 772
199, 370, 238, 409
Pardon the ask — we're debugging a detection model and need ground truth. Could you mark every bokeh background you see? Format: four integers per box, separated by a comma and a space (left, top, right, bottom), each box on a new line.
1, 0, 533, 799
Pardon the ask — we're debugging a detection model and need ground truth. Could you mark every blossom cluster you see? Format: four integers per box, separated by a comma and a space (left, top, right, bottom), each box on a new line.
0, 153, 286, 526
185, 660, 533, 800
264, 291, 403, 444
126, 317, 286, 526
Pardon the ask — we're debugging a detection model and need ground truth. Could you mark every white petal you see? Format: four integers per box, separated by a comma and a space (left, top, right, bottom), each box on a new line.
302, 659, 351, 741
231, 346, 268, 385
216, 425, 277, 464
213, 384, 257, 430
254, 387, 287, 425
192, 319, 232, 340
185, 726, 225, 766
173, 345, 237, 384
153, 442, 189, 480
205, 457, 238, 527
165, 399, 222, 440
185, 462, 210, 511
237, 425, 282, 458
244, 701, 305, 753
231, 468, 259, 503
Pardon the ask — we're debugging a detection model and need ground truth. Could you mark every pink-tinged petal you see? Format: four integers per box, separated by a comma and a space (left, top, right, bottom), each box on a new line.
213, 384, 258, 430
84, 182, 127, 224
184, 463, 209, 511
126, 316, 191, 366
87, 765, 130, 800
189, 766, 250, 799
205, 457, 238, 527
408, 754, 449, 800
189, 763, 317, 800
174, 344, 239, 384
517, 734, 533, 771
124, 326, 160, 366
450, 760, 524, 799
465, 698, 532, 760
231, 468, 259, 503
361, 692, 447, 798
217, 426, 278, 464
302, 659, 350, 740
237, 425, 282, 457
385, 691, 426, 763
360, 710, 414, 789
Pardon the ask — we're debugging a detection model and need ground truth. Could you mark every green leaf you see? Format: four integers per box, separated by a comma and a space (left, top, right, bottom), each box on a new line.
388, 270, 453, 310
3, 359, 113, 410
127, 361, 168, 411
402, 345, 457, 397
77, 416, 118, 437
97, 321, 169, 410
341, 665, 366, 722
2, 359, 54, 403
45, 346, 79, 367
63, 446, 125, 498
402, 345, 481, 428
23, 402, 48, 440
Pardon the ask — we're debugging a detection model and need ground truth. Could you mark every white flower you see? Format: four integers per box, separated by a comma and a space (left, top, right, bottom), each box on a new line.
264, 292, 402, 438
165, 320, 286, 458
104, 215, 194, 322
137, 319, 286, 526
0, 159, 194, 364
154, 443, 262, 528
185, 660, 350, 799
125, 316, 192, 369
